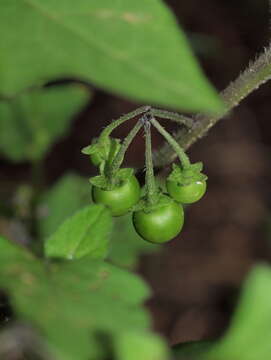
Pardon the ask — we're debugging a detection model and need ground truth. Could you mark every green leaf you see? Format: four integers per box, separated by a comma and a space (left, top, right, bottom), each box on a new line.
168, 163, 207, 185
89, 168, 134, 189
89, 175, 109, 189
38, 173, 91, 239
0, 85, 89, 162
109, 213, 159, 269
38, 174, 156, 268
172, 340, 214, 359
45, 204, 112, 260
0, 0, 222, 113
117, 168, 134, 182
114, 331, 169, 360
0, 236, 169, 360
207, 265, 271, 360
81, 143, 99, 155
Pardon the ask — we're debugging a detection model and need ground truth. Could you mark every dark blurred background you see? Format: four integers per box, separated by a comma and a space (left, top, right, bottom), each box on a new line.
1, 0, 271, 347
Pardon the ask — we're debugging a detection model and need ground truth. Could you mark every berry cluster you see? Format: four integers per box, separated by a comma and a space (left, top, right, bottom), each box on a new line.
82, 107, 207, 244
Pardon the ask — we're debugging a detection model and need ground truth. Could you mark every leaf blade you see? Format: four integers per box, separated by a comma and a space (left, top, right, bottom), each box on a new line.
0, 84, 89, 162
0, 0, 223, 112
38, 173, 91, 239
207, 265, 271, 360
0, 236, 167, 360
45, 204, 113, 260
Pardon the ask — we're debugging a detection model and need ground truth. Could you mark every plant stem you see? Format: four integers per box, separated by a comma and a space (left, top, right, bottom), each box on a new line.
108, 120, 142, 183
100, 105, 150, 142
144, 118, 158, 206
150, 108, 194, 127
151, 117, 190, 168
153, 45, 271, 166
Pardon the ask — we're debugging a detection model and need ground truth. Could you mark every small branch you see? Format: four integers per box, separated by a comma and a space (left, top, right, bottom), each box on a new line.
144, 118, 158, 206
100, 105, 150, 141
108, 120, 142, 182
150, 117, 190, 168
150, 108, 194, 127
153, 45, 271, 166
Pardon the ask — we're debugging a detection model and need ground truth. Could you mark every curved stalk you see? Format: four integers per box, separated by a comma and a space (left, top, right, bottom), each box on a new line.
150, 117, 190, 169
108, 121, 142, 182
100, 105, 149, 142
150, 108, 194, 127
153, 45, 271, 166
144, 119, 158, 206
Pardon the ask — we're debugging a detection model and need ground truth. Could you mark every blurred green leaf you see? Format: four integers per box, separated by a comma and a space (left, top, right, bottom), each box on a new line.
0, 1, 222, 113
0, 236, 169, 360
45, 204, 112, 260
172, 340, 214, 360
109, 214, 159, 269
38, 173, 91, 239
114, 331, 169, 360
0, 85, 89, 162
38, 175, 158, 267
206, 265, 271, 360
173, 265, 271, 360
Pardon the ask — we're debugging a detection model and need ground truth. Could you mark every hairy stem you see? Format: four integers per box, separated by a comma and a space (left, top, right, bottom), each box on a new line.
151, 117, 190, 168
144, 119, 158, 206
153, 45, 271, 166
150, 108, 194, 127
100, 105, 149, 142
108, 121, 142, 183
